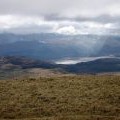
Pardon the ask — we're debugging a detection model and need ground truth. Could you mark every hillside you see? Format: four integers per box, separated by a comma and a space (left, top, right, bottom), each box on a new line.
0, 56, 64, 80
0, 56, 57, 69
1, 56, 120, 76
0, 75, 120, 120
64, 58, 120, 73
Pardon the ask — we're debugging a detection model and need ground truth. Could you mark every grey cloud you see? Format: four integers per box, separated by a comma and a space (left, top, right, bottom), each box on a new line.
0, 0, 120, 35
0, 0, 120, 18
44, 15, 120, 24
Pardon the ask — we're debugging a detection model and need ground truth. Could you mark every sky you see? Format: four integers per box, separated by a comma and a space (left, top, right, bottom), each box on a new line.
0, 0, 120, 35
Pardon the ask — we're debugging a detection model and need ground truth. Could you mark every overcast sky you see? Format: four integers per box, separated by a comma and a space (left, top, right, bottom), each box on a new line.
0, 0, 120, 35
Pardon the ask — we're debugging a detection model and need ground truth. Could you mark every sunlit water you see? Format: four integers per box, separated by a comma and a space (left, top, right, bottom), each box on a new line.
55, 56, 116, 65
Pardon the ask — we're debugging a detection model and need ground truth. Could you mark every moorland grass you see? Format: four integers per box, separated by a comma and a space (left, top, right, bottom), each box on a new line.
0, 75, 120, 120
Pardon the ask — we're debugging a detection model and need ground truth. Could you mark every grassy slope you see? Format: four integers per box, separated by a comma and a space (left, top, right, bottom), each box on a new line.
0, 68, 67, 80
0, 75, 120, 120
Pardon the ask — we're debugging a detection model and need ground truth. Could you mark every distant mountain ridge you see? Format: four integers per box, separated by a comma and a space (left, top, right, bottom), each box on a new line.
65, 57, 120, 73
0, 56, 57, 70
0, 33, 120, 60
0, 56, 120, 73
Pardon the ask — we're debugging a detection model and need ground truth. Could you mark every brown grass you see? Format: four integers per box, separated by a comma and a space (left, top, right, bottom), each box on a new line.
0, 75, 120, 120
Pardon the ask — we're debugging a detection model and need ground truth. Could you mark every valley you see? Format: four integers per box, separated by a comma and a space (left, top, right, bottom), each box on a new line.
0, 0, 120, 119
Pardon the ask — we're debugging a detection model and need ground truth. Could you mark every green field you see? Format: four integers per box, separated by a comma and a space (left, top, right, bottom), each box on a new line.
0, 75, 120, 120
